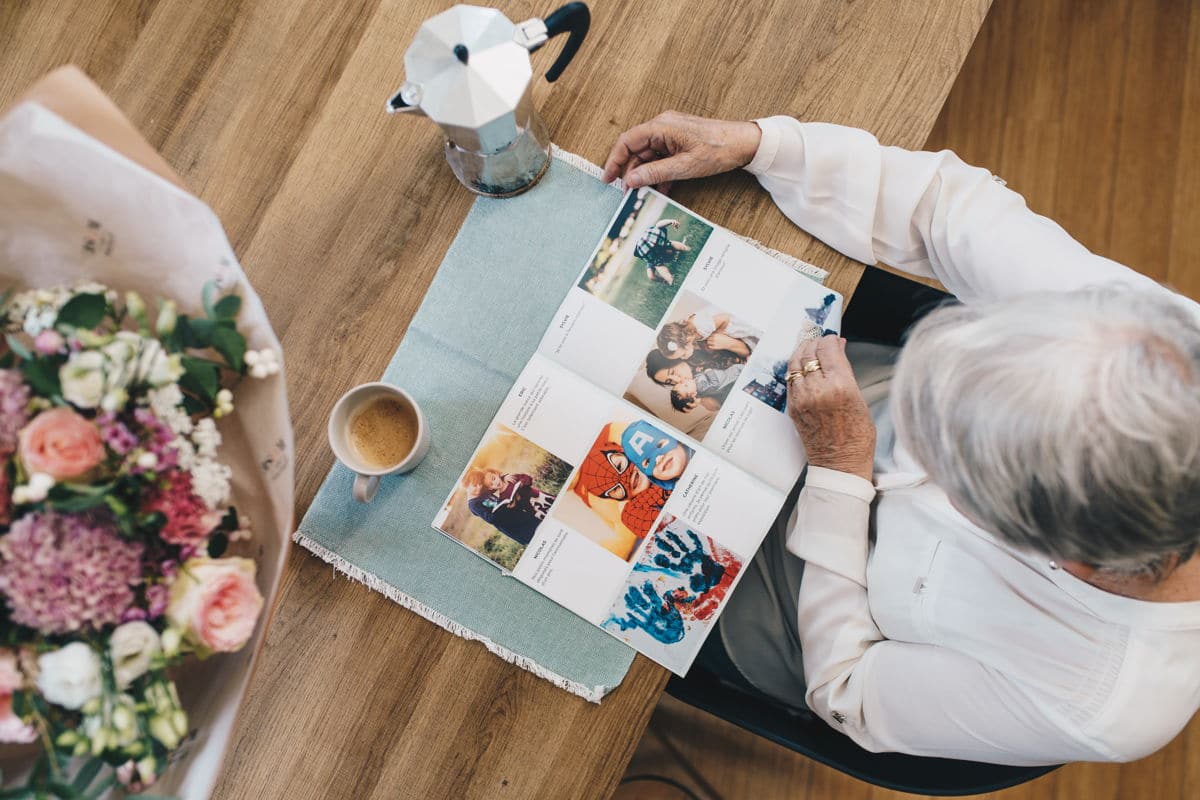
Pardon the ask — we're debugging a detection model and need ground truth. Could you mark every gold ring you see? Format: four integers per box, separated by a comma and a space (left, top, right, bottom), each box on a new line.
785, 370, 806, 384
802, 358, 822, 374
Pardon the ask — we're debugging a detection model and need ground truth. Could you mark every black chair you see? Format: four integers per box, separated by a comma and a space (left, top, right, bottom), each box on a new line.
664, 668, 1058, 796
664, 268, 1060, 795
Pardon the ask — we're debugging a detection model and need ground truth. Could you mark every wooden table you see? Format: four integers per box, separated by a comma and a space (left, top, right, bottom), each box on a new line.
0, 1, 990, 797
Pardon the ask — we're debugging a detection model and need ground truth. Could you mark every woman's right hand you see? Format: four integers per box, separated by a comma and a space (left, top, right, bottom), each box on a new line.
602, 112, 762, 191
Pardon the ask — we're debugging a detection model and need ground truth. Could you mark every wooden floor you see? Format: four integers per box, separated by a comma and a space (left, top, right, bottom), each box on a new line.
615, 1, 1200, 798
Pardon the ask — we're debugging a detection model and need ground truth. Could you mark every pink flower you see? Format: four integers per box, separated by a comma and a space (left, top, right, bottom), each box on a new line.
145, 472, 218, 547
0, 369, 30, 456
0, 511, 143, 634
33, 330, 65, 355
0, 649, 34, 744
18, 407, 105, 481
0, 467, 10, 527
166, 557, 263, 653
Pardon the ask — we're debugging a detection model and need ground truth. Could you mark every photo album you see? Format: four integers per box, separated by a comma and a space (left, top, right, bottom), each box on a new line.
433, 188, 842, 674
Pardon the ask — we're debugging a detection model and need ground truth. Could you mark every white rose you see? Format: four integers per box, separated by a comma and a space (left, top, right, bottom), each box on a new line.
110, 621, 162, 688
37, 643, 102, 710
154, 353, 184, 386
59, 350, 106, 409
102, 332, 140, 388
134, 339, 184, 388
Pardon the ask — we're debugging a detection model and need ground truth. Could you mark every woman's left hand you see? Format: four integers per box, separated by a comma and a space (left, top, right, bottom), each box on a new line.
786, 335, 876, 482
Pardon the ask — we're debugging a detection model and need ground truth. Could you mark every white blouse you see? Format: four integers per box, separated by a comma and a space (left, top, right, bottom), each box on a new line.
745, 116, 1200, 765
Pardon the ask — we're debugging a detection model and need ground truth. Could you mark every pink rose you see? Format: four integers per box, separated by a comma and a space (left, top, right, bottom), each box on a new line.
18, 407, 105, 481
166, 557, 264, 653
0, 649, 34, 744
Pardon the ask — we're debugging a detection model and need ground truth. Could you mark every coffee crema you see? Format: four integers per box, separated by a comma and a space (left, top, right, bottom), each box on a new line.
349, 396, 418, 469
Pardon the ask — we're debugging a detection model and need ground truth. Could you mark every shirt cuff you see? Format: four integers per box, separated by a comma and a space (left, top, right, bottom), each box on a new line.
786, 467, 875, 586
744, 116, 790, 175
805, 465, 877, 502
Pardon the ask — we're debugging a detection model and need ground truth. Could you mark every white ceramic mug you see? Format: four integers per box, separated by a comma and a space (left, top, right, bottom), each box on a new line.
327, 382, 430, 502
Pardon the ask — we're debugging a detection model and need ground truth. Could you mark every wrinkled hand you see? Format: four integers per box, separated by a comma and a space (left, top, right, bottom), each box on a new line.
602, 111, 762, 192
786, 335, 876, 482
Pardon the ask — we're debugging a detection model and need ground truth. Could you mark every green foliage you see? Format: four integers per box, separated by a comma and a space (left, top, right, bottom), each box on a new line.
481, 533, 524, 571
533, 455, 573, 495
20, 355, 63, 399
211, 325, 245, 371
160, 282, 247, 378
212, 294, 241, 319
55, 293, 107, 329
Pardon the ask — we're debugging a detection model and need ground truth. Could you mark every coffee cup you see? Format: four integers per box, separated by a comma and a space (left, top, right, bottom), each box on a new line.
328, 382, 430, 502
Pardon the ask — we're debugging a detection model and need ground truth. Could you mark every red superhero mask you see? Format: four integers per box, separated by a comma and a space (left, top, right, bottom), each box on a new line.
573, 424, 669, 537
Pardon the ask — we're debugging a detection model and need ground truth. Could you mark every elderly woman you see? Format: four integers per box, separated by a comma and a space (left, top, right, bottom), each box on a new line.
603, 113, 1200, 765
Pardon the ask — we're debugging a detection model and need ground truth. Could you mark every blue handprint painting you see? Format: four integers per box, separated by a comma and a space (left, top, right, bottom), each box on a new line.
602, 517, 743, 674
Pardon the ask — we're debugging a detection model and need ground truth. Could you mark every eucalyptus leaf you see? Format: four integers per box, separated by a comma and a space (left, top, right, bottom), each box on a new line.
55, 293, 106, 329
211, 325, 246, 371
202, 280, 218, 318
5, 333, 31, 361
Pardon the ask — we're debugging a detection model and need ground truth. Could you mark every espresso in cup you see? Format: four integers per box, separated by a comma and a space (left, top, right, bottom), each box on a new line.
328, 383, 430, 502
348, 396, 419, 469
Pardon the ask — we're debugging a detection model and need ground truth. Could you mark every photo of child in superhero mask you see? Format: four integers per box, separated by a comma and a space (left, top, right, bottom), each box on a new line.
558, 420, 696, 557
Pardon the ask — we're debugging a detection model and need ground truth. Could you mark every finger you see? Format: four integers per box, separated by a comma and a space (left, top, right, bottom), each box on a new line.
788, 336, 821, 373
603, 121, 662, 182
626, 154, 695, 189
815, 334, 852, 378
620, 148, 659, 182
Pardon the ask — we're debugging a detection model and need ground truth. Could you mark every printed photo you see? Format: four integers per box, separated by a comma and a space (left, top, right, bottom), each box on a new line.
577, 188, 714, 328
601, 517, 744, 675
624, 291, 762, 438
740, 317, 824, 413
434, 425, 573, 571
556, 420, 695, 560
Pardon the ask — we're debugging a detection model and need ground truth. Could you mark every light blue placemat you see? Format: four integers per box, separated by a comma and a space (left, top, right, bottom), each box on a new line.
295, 151, 636, 701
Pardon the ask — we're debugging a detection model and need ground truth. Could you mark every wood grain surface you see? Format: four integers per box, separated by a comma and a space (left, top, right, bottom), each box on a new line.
0, 1, 989, 797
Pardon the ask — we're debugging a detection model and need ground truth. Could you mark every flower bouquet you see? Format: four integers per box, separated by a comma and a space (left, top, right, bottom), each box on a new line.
1, 70, 294, 798
0, 282, 281, 796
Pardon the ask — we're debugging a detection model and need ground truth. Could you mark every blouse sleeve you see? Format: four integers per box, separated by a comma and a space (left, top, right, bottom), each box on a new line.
746, 116, 1190, 309
788, 468, 1103, 764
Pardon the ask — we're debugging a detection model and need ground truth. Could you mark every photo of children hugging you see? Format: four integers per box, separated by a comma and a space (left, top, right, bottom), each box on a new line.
434, 425, 573, 571
624, 292, 763, 439
551, 419, 696, 562
577, 188, 713, 329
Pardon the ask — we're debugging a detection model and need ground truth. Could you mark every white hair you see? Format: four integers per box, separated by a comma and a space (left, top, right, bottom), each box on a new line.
892, 286, 1200, 575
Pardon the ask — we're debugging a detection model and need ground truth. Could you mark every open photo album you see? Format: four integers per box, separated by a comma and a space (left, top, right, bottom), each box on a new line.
433, 188, 842, 675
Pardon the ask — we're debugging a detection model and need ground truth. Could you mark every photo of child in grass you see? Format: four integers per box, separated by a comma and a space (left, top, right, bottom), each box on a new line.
577, 188, 713, 329
434, 425, 574, 571
554, 419, 695, 562
624, 291, 762, 439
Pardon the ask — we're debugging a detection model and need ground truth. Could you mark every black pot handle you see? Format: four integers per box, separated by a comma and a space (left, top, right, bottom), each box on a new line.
541, 2, 590, 82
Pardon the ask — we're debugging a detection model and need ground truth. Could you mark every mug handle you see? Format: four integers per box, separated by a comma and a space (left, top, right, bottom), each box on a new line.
353, 474, 380, 503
